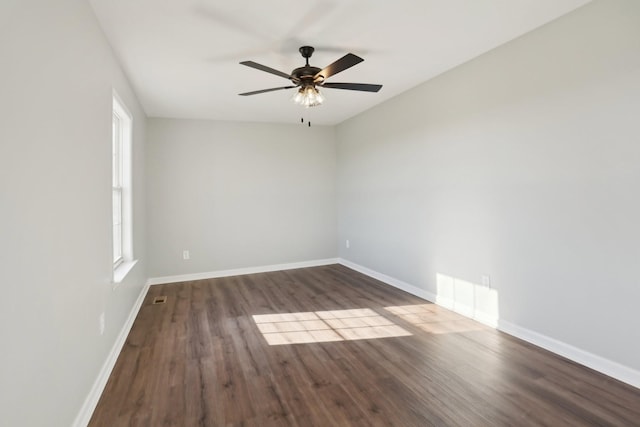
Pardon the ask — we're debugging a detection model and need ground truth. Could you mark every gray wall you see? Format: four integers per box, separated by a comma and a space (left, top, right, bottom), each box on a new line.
0, 1, 147, 425
146, 119, 337, 278
2, 1, 639, 424
337, 0, 640, 371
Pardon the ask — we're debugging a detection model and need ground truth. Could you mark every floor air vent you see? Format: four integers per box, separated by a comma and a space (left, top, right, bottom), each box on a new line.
152, 296, 167, 305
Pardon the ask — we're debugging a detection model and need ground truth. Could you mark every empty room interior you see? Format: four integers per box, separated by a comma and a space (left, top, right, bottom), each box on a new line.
2, 0, 640, 426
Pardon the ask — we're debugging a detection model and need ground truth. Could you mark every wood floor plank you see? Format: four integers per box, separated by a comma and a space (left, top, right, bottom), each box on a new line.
89, 264, 640, 426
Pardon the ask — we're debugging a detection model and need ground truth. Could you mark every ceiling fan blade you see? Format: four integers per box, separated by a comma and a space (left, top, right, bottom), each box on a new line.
239, 86, 296, 96
240, 61, 292, 80
321, 83, 382, 92
314, 53, 363, 80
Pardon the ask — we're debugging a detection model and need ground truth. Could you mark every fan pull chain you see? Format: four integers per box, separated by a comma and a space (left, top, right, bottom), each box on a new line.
300, 117, 311, 127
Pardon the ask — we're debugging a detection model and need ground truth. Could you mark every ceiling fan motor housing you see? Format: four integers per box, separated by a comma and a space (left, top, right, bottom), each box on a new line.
291, 66, 323, 86
293, 46, 323, 86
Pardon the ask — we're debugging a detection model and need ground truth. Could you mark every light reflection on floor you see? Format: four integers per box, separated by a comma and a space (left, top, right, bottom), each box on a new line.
252, 308, 412, 346
384, 304, 487, 334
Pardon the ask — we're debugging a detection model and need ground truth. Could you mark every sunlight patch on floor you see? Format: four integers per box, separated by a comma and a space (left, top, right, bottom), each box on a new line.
252, 308, 411, 346
384, 304, 488, 334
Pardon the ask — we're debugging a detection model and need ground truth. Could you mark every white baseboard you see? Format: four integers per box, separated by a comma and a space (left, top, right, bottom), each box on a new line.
147, 258, 340, 286
338, 258, 640, 390
498, 319, 640, 389
72, 281, 150, 427
338, 258, 437, 302
339, 259, 500, 326
433, 295, 498, 328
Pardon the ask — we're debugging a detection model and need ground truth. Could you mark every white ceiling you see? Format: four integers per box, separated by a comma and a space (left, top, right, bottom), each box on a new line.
89, 0, 590, 126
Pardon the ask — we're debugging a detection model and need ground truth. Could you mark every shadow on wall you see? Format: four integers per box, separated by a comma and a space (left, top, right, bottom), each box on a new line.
435, 273, 500, 328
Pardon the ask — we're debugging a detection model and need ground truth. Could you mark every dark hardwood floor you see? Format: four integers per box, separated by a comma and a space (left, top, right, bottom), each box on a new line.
89, 264, 640, 426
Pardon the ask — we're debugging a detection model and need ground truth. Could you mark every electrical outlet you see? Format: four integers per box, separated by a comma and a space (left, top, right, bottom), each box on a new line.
183, 250, 190, 260
346, 240, 350, 249
99, 312, 105, 335
481, 275, 491, 288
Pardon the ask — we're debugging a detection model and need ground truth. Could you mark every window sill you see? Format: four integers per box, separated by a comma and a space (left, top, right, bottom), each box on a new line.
113, 259, 138, 285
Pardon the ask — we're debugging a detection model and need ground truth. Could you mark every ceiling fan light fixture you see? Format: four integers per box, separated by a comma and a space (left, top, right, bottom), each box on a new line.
292, 85, 324, 108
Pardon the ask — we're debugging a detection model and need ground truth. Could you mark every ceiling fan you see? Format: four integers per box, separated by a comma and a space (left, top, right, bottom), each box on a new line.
239, 46, 382, 107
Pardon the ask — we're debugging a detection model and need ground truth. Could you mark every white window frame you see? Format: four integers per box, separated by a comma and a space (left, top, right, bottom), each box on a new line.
112, 91, 135, 283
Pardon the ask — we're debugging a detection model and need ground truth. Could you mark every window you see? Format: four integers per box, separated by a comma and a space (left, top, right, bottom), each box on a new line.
112, 92, 134, 282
